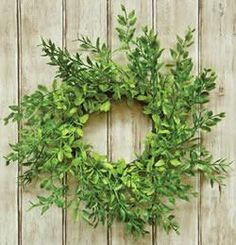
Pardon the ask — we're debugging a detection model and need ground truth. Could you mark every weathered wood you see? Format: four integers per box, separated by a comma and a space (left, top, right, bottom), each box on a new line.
109, 102, 152, 245
1, 1, 236, 244
0, 1, 18, 244
200, 1, 236, 244
109, 1, 153, 244
20, 1, 63, 244
65, 1, 108, 244
155, 1, 199, 244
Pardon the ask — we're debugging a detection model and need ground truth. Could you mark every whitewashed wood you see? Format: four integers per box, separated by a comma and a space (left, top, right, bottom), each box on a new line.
200, 1, 236, 244
65, 1, 108, 244
109, 1, 153, 244
109, 102, 152, 245
1, 1, 236, 245
0, 1, 18, 244
20, 1, 63, 244
155, 1, 199, 245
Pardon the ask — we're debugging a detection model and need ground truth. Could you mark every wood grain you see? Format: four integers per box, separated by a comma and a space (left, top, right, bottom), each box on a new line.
65, 1, 108, 244
0, 1, 18, 244
200, 1, 236, 244
20, 1, 63, 244
109, 1, 153, 244
1, 1, 236, 244
155, 1, 199, 244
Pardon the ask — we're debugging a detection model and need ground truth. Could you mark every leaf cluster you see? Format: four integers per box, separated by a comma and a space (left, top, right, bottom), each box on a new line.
4, 6, 230, 237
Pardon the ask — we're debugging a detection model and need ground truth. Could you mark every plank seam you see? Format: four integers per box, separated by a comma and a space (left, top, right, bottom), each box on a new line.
152, 1, 157, 244
62, 1, 67, 245
197, 1, 203, 245
106, 0, 112, 245
16, 0, 22, 244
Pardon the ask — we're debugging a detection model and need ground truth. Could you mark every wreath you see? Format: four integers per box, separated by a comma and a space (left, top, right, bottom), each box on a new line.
5, 5, 230, 237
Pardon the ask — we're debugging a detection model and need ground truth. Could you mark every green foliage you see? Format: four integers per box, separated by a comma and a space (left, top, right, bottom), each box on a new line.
4, 6, 230, 237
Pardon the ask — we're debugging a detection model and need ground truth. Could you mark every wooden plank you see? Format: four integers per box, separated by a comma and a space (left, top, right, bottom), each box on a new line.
200, 1, 236, 244
155, 1, 199, 245
109, 1, 153, 244
65, 1, 108, 244
20, 1, 63, 244
0, 1, 18, 244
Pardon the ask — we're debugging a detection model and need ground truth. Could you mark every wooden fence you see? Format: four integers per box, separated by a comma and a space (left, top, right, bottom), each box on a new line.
0, 0, 235, 244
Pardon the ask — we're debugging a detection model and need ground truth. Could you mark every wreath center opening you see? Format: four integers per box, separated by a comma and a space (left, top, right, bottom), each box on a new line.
83, 100, 152, 163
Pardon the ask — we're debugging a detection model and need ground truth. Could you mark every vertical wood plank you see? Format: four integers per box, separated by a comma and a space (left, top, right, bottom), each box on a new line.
20, 1, 63, 244
155, 1, 199, 245
65, 1, 108, 244
0, 1, 18, 244
200, 1, 236, 244
109, 1, 153, 244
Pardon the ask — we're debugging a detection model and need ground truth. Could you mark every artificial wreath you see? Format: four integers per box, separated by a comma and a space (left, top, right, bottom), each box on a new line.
5, 6, 230, 237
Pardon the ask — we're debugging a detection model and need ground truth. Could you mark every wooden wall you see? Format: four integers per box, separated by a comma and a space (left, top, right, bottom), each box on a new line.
0, 0, 235, 244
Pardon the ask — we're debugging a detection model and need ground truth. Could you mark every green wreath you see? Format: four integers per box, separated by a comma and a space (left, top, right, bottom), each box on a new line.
5, 6, 230, 237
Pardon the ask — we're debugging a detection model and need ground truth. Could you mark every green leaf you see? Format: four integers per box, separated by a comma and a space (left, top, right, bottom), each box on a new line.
129, 17, 137, 26
37, 84, 48, 92
74, 97, 84, 106
55, 199, 64, 208
118, 15, 126, 25
72, 158, 80, 166
170, 159, 181, 167
100, 101, 111, 112
80, 114, 89, 124
155, 159, 165, 167
128, 10, 135, 19
62, 129, 69, 136
117, 159, 126, 174
69, 107, 77, 116
58, 150, 64, 162
40, 179, 51, 189
136, 95, 148, 101
103, 163, 113, 170
99, 84, 109, 92
86, 56, 93, 65
64, 144, 72, 153
76, 128, 83, 137
152, 114, 160, 127
158, 167, 166, 172
120, 208, 126, 221
159, 130, 170, 134
121, 4, 126, 12
9, 105, 19, 111
147, 159, 154, 172
170, 49, 177, 59
52, 80, 58, 90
